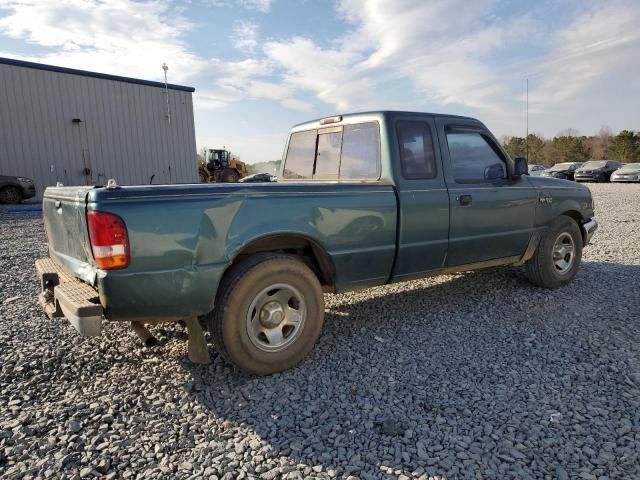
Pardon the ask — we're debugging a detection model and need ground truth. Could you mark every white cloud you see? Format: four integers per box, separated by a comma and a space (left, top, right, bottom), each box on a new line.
204, 0, 273, 12
1, 0, 639, 143
261, 0, 640, 136
264, 0, 524, 113
237, 0, 272, 12
230, 20, 259, 53
0, 0, 284, 110
528, 2, 640, 111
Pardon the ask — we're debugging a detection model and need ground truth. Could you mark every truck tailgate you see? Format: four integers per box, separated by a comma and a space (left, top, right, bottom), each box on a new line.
42, 186, 97, 284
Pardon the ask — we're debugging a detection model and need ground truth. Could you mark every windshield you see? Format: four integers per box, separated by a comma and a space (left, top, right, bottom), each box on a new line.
581, 161, 606, 168
549, 163, 575, 171
206, 150, 228, 166
619, 163, 640, 170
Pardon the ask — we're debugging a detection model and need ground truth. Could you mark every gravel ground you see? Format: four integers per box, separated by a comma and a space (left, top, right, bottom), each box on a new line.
1, 183, 639, 480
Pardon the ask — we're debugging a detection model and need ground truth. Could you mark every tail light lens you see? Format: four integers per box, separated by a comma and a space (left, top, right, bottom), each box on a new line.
87, 211, 130, 270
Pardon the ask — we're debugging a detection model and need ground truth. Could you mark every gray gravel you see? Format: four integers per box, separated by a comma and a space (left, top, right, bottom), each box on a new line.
1, 183, 639, 479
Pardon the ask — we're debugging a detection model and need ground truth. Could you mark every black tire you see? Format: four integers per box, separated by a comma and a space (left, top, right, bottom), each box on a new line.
0, 186, 23, 205
526, 215, 583, 288
198, 169, 208, 183
222, 169, 239, 183
207, 254, 325, 375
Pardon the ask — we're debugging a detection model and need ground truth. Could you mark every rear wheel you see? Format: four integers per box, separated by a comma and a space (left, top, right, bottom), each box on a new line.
0, 186, 22, 204
526, 216, 583, 288
207, 254, 325, 375
222, 169, 240, 183
198, 169, 209, 183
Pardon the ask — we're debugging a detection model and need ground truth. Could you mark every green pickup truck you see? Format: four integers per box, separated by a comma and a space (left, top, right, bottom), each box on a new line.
37, 111, 597, 375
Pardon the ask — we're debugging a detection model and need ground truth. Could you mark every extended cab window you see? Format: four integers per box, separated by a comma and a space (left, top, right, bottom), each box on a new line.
340, 123, 380, 178
397, 121, 436, 179
283, 122, 380, 180
446, 131, 507, 183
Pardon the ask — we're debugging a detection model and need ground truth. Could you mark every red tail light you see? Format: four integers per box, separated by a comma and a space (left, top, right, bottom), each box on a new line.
87, 211, 130, 270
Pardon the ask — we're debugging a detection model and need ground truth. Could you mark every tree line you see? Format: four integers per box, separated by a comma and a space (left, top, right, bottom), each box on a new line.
502, 128, 640, 166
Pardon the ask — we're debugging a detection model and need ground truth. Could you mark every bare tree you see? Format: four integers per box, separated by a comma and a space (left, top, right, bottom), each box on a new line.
557, 128, 581, 137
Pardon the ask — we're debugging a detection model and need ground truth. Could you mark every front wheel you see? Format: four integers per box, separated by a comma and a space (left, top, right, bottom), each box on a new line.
222, 169, 240, 183
207, 254, 325, 375
526, 216, 583, 288
0, 186, 23, 204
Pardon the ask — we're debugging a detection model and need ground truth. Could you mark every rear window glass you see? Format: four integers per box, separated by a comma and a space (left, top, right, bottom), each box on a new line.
283, 130, 316, 179
314, 131, 342, 179
283, 122, 380, 180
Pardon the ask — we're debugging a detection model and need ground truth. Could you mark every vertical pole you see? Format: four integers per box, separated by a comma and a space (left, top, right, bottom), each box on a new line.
162, 63, 171, 126
526, 78, 529, 160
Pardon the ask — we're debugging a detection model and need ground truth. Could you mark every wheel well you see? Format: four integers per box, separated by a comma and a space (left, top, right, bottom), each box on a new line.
230, 235, 335, 291
561, 210, 585, 243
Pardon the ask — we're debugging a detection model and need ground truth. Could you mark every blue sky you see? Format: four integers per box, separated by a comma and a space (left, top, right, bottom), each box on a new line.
1, 0, 639, 164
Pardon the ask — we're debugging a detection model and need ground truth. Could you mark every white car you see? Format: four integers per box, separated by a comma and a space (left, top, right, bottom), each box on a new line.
528, 164, 546, 176
611, 163, 640, 183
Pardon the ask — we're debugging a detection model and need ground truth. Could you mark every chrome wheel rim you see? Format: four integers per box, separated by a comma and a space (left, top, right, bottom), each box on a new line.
552, 232, 575, 274
246, 283, 306, 352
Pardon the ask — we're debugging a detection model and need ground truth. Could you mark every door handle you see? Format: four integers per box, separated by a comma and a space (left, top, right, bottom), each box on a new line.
457, 194, 472, 206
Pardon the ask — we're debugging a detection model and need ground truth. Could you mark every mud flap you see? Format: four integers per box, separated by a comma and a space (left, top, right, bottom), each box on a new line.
184, 317, 210, 364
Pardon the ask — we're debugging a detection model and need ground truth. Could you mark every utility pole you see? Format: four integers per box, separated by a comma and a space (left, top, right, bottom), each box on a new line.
526, 78, 529, 160
162, 63, 171, 126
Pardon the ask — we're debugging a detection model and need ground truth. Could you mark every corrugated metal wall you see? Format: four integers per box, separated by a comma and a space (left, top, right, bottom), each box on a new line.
0, 62, 197, 200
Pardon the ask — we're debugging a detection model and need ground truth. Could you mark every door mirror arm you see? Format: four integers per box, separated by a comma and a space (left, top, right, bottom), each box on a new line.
513, 157, 528, 178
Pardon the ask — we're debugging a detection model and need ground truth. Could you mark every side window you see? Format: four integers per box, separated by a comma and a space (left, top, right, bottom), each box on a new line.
397, 121, 437, 179
340, 122, 380, 179
283, 130, 316, 179
446, 131, 507, 183
314, 131, 342, 179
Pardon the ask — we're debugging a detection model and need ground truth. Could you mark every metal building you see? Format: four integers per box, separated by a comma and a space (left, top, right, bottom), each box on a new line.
0, 57, 197, 200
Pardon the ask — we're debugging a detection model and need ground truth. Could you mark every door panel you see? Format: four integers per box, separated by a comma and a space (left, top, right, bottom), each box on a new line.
435, 118, 537, 266
391, 118, 450, 279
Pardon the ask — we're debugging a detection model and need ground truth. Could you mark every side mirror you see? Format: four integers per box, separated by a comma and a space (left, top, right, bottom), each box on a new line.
484, 163, 505, 180
513, 157, 528, 177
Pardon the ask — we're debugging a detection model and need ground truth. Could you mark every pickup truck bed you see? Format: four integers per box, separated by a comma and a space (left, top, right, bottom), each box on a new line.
37, 111, 597, 375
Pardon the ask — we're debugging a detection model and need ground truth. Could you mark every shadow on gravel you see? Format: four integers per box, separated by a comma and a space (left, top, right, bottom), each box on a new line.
179, 262, 640, 478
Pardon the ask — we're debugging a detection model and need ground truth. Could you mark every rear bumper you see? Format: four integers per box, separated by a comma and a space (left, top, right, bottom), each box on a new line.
35, 258, 103, 336
581, 218, 598, 245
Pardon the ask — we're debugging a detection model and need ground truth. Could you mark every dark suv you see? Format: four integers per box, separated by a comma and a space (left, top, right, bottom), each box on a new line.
0, 174, 36, 204
541, 162, 583, 181
574, 160, 622, 182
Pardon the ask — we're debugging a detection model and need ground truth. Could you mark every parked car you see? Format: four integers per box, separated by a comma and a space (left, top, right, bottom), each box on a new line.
541, 162, 583, 181
0, 174, 36, 204
528, 164, 546, 176
238, 172, 277, 183
36, 111, 597, 375
611, 163, 640, 183
574, 160, 623, 182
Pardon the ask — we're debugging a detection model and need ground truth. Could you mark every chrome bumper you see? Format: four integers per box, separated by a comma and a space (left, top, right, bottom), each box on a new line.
581, 218, 598, 245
